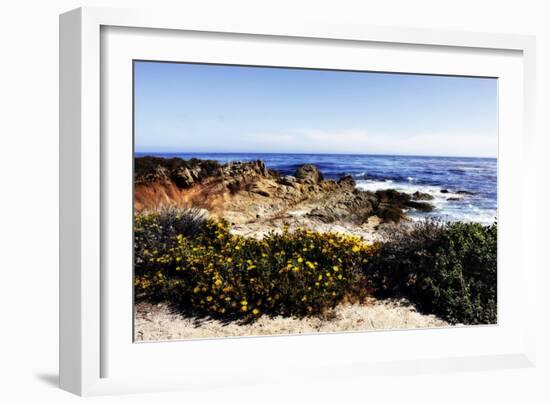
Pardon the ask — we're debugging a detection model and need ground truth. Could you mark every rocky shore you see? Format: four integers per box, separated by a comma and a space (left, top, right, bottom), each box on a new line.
134, 156, 435, 240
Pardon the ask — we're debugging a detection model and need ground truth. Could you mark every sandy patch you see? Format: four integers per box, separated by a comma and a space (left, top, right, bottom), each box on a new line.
134, 298, 449, 342
230, 215, 384, 243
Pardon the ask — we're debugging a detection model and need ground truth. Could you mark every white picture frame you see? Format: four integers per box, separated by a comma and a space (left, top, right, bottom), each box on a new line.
59, 6, 537, 396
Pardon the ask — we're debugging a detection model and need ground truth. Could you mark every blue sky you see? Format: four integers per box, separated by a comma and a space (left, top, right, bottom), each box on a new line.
134, 61, 497, 158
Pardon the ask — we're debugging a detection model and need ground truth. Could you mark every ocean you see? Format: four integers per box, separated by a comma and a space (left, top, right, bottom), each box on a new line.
136, 152, 497, 225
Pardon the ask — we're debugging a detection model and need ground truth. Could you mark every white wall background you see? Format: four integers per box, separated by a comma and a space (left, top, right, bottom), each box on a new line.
0, 1, 547, 402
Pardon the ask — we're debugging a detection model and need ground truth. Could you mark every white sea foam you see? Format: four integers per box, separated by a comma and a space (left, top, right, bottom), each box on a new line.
355, 180, 496, 224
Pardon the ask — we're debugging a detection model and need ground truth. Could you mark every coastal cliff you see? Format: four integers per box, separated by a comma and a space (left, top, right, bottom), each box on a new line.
134, 157, 434, 239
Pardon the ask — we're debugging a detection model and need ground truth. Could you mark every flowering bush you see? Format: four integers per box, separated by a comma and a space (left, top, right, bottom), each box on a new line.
135, 210, 497, 325
134, 211, 377, 320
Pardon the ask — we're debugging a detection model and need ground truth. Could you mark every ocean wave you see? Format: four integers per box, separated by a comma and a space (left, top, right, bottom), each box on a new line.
355, 179, 496, 224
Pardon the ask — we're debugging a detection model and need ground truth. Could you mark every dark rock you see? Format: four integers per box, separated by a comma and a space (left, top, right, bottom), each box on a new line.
372, 189, 434, 220
412, 191, 434, 201
375, 204, 405, 223
172, 167, 200, 188
146, 166, 171, 184
440, 189, 449, 194
307, 190, 375, 224
371, 190, 408, 222
375, 189, 411, 204
447, 197, 461, 201
457, 190, 476, 195
295, 164, 324, 184
337, 175, 356, 188
255, 160, 269, 177
406, 200, 434, 212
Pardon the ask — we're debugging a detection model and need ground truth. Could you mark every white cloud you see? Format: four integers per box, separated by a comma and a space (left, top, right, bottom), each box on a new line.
233, 128, 497, 158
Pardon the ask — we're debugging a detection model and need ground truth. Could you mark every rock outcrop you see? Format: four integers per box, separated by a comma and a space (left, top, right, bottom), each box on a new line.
412, 191, 434, 201
295, 164, 324, 184
134, 157, 435, 239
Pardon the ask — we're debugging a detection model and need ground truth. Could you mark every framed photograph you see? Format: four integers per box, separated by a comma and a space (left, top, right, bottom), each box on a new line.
60, 7, 537, 396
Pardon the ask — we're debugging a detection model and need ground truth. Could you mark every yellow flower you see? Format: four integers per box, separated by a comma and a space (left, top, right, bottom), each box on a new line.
297, 257, 303, 263
352, 245, 361, 253
241, 306, 248, 312
235, 245, 240, 250
215, 279, 223, 287
226, 257, 232, 263
240, 299, 248, 306
252, 308, 260, 315
193, 286, 200, 293
206, 296, 213, 302
332, 266, 339, 272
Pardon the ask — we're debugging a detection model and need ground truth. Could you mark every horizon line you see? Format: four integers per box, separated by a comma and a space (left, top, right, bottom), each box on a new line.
134, 150, 497, 159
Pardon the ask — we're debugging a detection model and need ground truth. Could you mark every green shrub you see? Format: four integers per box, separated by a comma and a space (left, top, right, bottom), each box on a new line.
367, 220, 497, 325
134, 208, 206, 267
135, 210, 498, 325
134, 210, 377, 320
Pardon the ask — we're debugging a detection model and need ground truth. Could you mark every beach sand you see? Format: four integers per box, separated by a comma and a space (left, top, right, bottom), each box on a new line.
134, 298, 449, 342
